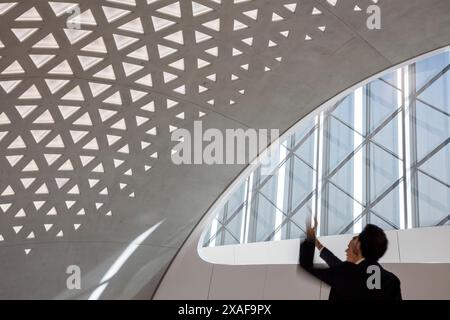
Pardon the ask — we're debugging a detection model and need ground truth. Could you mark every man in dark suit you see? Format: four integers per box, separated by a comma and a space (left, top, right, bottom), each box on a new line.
299, 218, 402, 300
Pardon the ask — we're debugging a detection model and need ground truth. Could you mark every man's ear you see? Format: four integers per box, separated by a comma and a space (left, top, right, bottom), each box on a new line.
354, 240, 361, 255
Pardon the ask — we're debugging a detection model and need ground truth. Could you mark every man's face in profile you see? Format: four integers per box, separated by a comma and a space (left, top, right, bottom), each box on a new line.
345, 236, 361, 263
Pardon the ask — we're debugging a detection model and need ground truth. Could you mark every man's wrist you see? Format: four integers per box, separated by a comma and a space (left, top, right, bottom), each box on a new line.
316, 239, 324, 250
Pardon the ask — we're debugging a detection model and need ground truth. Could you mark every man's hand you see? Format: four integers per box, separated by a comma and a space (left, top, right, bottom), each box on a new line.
305, 214, 318, 241
315, 239, 324, 251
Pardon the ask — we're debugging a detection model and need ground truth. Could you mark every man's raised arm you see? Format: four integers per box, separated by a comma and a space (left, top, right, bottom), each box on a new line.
298, 217, 334, 286
316, 239, 342, 267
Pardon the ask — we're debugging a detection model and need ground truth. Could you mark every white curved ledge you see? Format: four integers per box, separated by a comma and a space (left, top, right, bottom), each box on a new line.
199, 225, 450, 265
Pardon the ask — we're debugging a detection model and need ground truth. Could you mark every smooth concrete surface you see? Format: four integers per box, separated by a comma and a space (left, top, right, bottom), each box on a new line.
333, 0, 450, 64
152, 221, 214, 300
386, 263, 450, 300
263, 265, 322, 300
208, 265, 267, 300
0, 242, 176, 299
1, 0, 450, 299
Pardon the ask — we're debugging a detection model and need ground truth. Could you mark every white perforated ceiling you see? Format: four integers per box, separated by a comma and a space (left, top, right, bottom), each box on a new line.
0, 0, 344, 255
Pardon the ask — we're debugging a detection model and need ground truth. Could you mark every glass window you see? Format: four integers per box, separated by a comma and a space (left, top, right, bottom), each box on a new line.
203, 48, 450, 247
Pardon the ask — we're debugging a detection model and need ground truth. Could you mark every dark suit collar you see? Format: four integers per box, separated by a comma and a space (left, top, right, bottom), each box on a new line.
359, 259, 381, 268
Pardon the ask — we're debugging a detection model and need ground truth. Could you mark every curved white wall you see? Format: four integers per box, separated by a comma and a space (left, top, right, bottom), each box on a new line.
154, 214, 450, 299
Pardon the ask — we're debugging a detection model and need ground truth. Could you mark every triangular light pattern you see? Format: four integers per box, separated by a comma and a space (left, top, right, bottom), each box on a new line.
0, 0, 304, 254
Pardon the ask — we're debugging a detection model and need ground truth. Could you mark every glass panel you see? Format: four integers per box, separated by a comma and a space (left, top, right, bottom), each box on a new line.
365, 212, 397, 231
371, 112, 401, 159
260, 141, 289, 177
291, 156, 315, 210
415, 51, 450, 91
259, 158, 288, 209
420, 142, 450, 186
202, 219, 214, 246
217, 228, 241, 246
227, 181, 247, 217
215, 207, 226, 224
325, 116, 362, 174
325, 183, 363, 235
293, 118, 316, 147
294, 128, 316, 168
415, 101, 450, 162
417, 172, 450, 227
209, 206, 246, 246
283, 200, 311, 240
369, 79, 400, 133
253, 194, 284, 242
329, 146, 365, 204
220, 208, 245, 245
280, 221, 305, 241
331, 92, 367, 136
369, 143, 401, 203
418, 69, 450, 115
381, 70, 399, 88
371, 182, 403, 229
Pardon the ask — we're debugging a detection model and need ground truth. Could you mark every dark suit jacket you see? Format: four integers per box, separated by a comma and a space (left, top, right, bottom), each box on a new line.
319, 246, 342, 267
299, 239, 402, 300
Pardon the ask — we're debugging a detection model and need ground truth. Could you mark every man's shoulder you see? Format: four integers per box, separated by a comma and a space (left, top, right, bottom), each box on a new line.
332, 261, 356, 271
361, 261, 398, 275
337, 261, 399, 281
381, 267, 401, 284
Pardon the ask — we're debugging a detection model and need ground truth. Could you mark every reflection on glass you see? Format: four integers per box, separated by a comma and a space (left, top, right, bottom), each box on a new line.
203, 48, 450, 247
